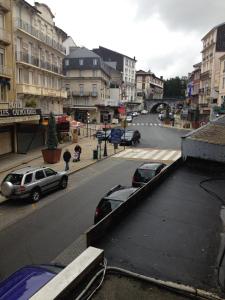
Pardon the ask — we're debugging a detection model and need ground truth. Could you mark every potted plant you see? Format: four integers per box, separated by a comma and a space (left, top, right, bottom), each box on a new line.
42, 112, 62, 163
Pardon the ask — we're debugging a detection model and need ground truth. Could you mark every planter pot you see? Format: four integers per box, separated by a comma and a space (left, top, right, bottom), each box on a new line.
42, 148, 62, 164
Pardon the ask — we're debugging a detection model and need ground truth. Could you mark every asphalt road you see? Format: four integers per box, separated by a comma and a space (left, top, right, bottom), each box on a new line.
129, 113, 188, 149
0, 115, 188, 280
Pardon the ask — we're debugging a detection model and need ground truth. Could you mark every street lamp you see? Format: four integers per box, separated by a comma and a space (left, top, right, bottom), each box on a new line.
103, 121, 108, 157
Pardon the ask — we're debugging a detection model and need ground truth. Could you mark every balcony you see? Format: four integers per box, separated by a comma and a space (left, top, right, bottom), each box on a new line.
0, 28, 11, 45
16, 52, 63, 75
0, 0, 10, 11
16, 18, 66, 54
17, 84, 67, 98
0, 65, 12, 77
72, 91, 90, 97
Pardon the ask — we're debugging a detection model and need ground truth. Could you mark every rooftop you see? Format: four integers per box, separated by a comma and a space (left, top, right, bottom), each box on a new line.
66, 47, 100, 59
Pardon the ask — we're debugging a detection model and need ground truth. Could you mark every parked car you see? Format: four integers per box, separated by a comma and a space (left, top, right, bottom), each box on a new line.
132, 111, 138, 117
132, 162, 166, 187
0, 264, 63, 299
94, 185, 139, 224
120, 130, 141, 146
96, 130, 111, 141
1, 166, 68, 202
126, 115, 133, 123
141, 110, 148, 115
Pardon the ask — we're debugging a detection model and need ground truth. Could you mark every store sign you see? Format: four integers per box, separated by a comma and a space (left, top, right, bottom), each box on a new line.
0, 108, 41, 117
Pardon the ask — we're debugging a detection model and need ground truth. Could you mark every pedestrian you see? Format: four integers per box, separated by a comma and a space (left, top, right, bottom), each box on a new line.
63, 149, 71, 171
74, 144, 82, 161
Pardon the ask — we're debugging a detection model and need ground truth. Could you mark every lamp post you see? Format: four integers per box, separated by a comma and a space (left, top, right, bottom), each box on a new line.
103, 121, 108, 157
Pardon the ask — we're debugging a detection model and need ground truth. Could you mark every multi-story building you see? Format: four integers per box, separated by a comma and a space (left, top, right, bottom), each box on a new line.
92, 46, 137, 111
63, 36, 77, 56
14, 1, 67, 115
200, 23, 225, 118
136, 70, 164, 106
219, 54, 225, 108
187, 63, 201, 107
63, 46, 119, 123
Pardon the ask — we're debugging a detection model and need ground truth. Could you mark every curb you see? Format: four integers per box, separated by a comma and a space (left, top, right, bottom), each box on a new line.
0, 148, 123, 205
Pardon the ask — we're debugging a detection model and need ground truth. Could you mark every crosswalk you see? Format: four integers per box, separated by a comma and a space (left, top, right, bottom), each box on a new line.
128, 123, 162, 127
113, 148, 181, 162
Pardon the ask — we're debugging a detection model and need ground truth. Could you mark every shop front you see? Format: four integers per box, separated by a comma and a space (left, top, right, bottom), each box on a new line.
0, 108, 42, 155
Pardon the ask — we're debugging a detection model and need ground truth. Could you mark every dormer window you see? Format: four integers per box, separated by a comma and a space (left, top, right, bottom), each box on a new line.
93, 58, 97, 65
79, 59, 84, 66
65, 59, 69, 66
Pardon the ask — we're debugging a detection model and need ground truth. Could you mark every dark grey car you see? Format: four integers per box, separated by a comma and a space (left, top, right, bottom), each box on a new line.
1, 166, 68, 202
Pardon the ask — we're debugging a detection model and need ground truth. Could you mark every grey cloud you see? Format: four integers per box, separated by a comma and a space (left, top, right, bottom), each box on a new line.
133, 0, 225, 33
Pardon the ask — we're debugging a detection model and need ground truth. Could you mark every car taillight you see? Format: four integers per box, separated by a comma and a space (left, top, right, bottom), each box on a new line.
19, 186, 26, 192
95, 207, 101, 216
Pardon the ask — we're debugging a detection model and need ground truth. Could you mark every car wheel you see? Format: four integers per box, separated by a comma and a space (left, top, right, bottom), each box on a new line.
59, 176, 68, 189
31, 188, 41, 203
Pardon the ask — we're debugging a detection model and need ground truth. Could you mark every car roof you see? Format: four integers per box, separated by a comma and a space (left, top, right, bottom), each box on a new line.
104, 187, 138, 201
138, 163, 165, 171
10, 167, 46, 175
0, 265, 57, 299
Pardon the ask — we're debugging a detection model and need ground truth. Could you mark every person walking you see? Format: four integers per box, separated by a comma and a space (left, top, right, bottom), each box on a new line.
63, 149, 71, 171
74, 144, 82, 161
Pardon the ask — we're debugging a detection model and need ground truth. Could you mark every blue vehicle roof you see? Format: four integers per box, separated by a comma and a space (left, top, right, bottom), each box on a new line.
0, 266, 57, 300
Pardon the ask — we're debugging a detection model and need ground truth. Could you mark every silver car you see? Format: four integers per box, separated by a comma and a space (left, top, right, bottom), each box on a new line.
1, 166, 68, 202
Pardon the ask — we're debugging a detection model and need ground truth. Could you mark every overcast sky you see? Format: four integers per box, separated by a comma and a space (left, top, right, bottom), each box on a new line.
27, 0, 225, 79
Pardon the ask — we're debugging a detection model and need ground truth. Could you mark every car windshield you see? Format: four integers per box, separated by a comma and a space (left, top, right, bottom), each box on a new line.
3, 174, 23, 185
134, 169, 156, 182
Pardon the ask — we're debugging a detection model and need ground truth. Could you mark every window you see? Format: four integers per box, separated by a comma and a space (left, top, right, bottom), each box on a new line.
223, 77, 225, 89
45, 168, 56, 177
0, 13, 4, 29
0, 48, 4, 68
79, 84, 84, 95
65, 59, 69, 66
79, 70, 83, 77
79, 59, 84, 65
92, 84, 97, 96
24, 174, 33, 184
35, 170, 45, 180
93, 70, 97, 77
17, 68, 22, 83
93, 58, 97, 65
28, 71, 33, 84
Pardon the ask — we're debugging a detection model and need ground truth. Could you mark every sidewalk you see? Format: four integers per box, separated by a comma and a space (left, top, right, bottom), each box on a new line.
0, 134, 123, 204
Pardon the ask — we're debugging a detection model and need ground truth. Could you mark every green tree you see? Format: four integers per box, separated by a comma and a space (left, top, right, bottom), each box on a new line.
163, 77, 187, 98
47, 112, 58, 149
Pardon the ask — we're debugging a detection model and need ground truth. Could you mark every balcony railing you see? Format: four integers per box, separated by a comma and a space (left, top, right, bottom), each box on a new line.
16, 51, 63, 75
0, 0, 10, 11
16, 18, 66, 54
0, 65, 12, 77
0, 28, 11, 45
17, 83, 67, 98
71, 91, 99, 97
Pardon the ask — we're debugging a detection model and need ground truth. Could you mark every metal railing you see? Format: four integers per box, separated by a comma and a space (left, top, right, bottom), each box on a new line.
16, 51, 63, 75
16, 18, 66, 54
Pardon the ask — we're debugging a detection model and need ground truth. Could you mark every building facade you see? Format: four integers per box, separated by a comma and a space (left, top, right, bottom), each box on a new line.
14, 1, 67, 115
63, 47, 118, 123
92, 46, 138, 111
200, 23, 225, 118
136, 70, 164, 106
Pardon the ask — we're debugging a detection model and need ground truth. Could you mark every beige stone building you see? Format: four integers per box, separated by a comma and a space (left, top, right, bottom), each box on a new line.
219, 54, 225, 106
136, 70, 164, 107
14, 1, 67, 115
64, 47, 118, 123
200, 23, 225, 118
